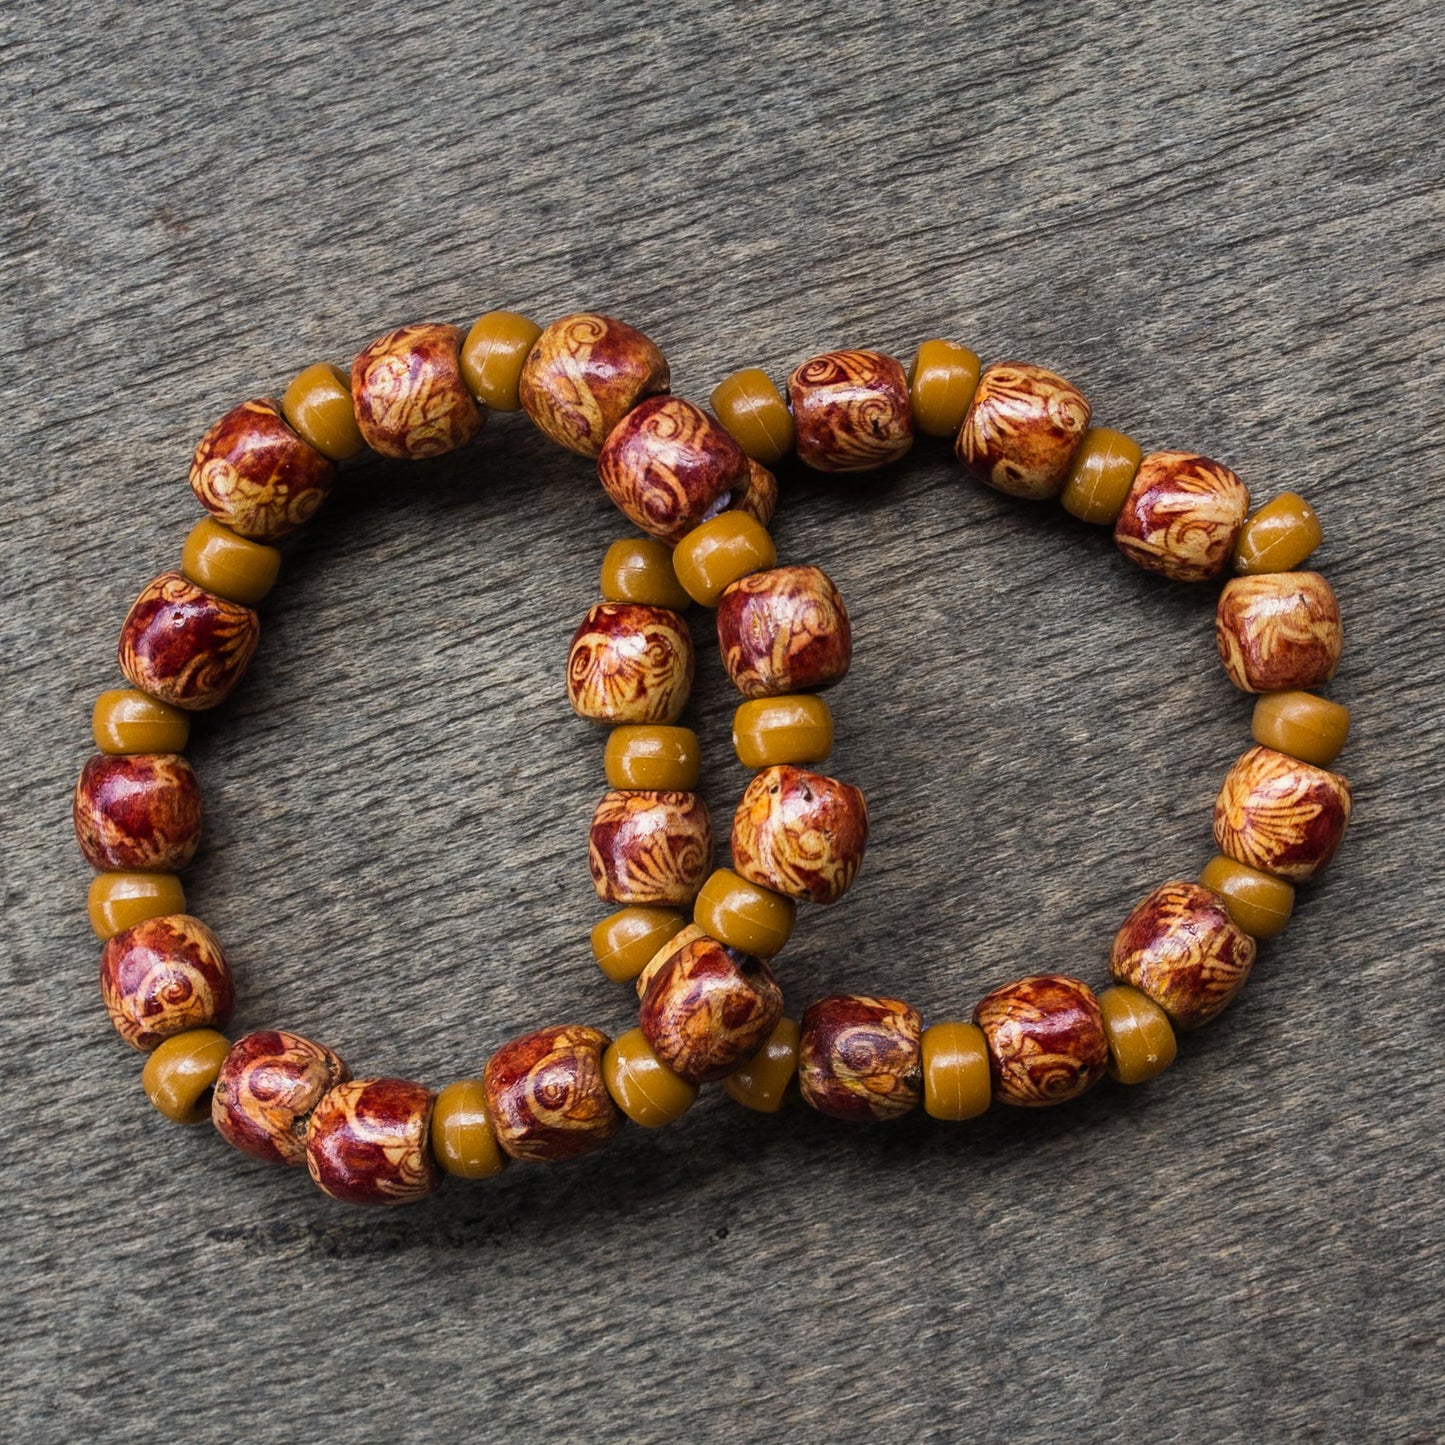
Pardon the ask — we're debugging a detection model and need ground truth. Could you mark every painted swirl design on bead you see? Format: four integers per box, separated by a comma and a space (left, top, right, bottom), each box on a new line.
957, 362, 1091, 499
305, 1077, 440, 1205
213, 1029, 350, 1166
589, 790, 712, 905
99, 913, 233, 1051
483, 1025, 621, 1162
74, 751, 202, 872
974, 974, 1109, 1107
798, 996, 923, 1121
716, 564, 851, 698
567, 602, 694, 724
1213, 745, 1352, 882
351, 322, 482, 459
1215, 570, 1342, 693
787, 349, 913, 473
1115, 451, 1251, 582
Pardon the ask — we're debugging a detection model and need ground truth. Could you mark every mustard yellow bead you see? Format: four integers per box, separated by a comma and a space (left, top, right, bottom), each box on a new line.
590, 906, 689, 984
1250, 690, 1350, 767
602, 1027, 699, 1128
599, 538, 692, 611
921, 1021, 992, 1120
430, 1079, 507, 1179
732, 695, 834, 770
693, 867, 796, 957
672, 512, 777, 607
604, 725, 701, 791
722, 1016, 800, 1113
1233, 492, 1323, 575
1199, 853, 1296, 939
281, 362, 363, 462
92, 689, 190, 756
460, 310, 543, 411
141, 1027, 229, 1124
180, 516, 281, 606
710, 368, 794, 465
1060, 427, 1143, 524
88, 871, 186, 940
908, 339, 981, 438
1098, 985, 1178, 1084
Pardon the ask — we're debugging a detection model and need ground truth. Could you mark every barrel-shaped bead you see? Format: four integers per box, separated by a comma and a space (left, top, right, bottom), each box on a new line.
74, 752, 201, 872
305, 1078, 441, 1205
957, 362, 1091, 499
1213, 746, 1352, 882
731, 765, 868, 905
483, 1025, 621, 1162
589, 789, 712, 905
212, 1029, 350, 1166
350, 322, 482, 459
788, 349, 913, 472
100, 913, 233, 1051
716, 565, 851, 698
798, 995, 923, 1121
1216, 571, 1342, 693
973, 975, 1109, 1107
1115, 451, 1250, 582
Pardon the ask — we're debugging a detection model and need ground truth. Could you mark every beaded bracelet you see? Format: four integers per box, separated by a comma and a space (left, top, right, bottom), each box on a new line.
76, 309, 1353, 1206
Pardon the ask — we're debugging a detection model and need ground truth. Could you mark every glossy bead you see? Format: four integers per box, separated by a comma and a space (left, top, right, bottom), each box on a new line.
429, 1079, 508, 1179
957, 362, 1091, 499
567, 602, 694, 725
1109, 882, 1256, 1030
693, 867, 796, 957
788, 349, 913, 472
281, 362, 364, 462
635, 922, 706, 1000
604, 725, 700, 791
483, 1024, 621, 1161
88, 871, 186, 940
709, 368, 794, 465
599, 538, 692, 611
920, 1021, 992, 1121
1214, 745, 1352, 882
1114, 451, 1250, 582
722, 1016, 800, 1113
142, 1027, 229, 1124
118, 571, 260, 711
190, 397, 335, 541
603, 1027, 700, 1126
672, 512, 777, 606
732, 694, 834, 770
908, 338, 982, 439
212, 1029, 349, 1166
459, 310, 543, 411
519, 312, 670, 457
180, 516, 281, 605
74, 752, 201, 872
973, 974, 1109, 1107
91, 689, 189, 756
1098, 985, 1178, 1084
798, 995, 923, 1121
351, 322, 482, 459
99, 913, 233, 1051
734, 457, 779, 527
1251, 690, 1350, 766
1234, 492, 1322, 574
590, 905, 688, 984
716, 564, 851, 698
731, 765, 868, 905
305, 1078, 441, 1205
588, 789, 712, 905
1216, 571, 1342, 693
1060, 427, 1143, 524
1200, 854, 1296, 939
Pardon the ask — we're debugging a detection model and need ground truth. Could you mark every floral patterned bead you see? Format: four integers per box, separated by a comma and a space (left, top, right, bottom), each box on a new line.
212, 1029, 350, 1166
482, 1025, 621, 1162
567, 602, 694, 725
589, 790, 712, 906
956, 362, 1091, 499
733, 458, 778, 527
973, 974, 1109, 1107
74, 752, 201, 872
350, 322, 482, 459
305, 1077, 441, 1205
731, 765, 868, 905
189, 398, 336, 541
99, 914, 233, 1051
787, 349, 913, 472
716, 564, 851, 698
1114, 451, 1251, 582
1214, 745, 1352, 882
1215, 571, 1342, 693
797, 996, 923, 1121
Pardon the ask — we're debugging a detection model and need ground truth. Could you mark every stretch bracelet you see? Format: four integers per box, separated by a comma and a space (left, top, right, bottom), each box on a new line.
75, 310, 1353, 1206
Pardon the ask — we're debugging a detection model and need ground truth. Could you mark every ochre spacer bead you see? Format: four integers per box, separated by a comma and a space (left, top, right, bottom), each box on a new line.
604, 724, 700, 791
429, 1079, 508, 1179
567, 602, 694, 725
88, 871, 186, 940
281, 362, 364, 462
1098, 985, 1178, 1085
590, 906, 689, 984
180, 516, 281, 606
710, 368, 794, 465
483, 1024, 622, 1162
1214, 745, 1352, 883
672, 511, 777, 607
599, 538, 692, 611
589, 789, 712, 906
920, 1021, 992, 1121
1233, 492, 1322, 575
212, 1029, 350, 1167
731, 765, 868, 905
732, 694, 834, 770
460, 310, 543, 411
1060, 427, 1143, 525
305, 1078, 441, 1205
1114, 451, 1250, 582
722, 1016, 800, 1113
798, 995, 923, 1121
602, 1028, 699, 1128
142, 1027, 230, 1125
693, 867, 796, 957
74, 752, 201, 873
788, 349, 914, 472
1216, 572, 1343, 693
351, 322, 482, 460
957, 361, 1091, 499
1250, 690, 1350, 767
716, 564, 851, 698
100, 913, 233, 1052
92, 689, 190, 756
974, 974, 1109, 1107
908, 338, 981, 439
1200, 854, 1296, 940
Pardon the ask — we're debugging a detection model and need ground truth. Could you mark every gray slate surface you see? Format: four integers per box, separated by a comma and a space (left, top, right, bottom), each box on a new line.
3, 1, 1442, 1441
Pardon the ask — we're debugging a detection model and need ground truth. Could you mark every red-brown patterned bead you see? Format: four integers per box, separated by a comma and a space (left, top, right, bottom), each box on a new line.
99, 914, 233, 1051
1215, 571, 1343, 693
1213, 745, 1352, 882
716, 564, 851, 698
305, 1077, 440, 1205
350, 322, 482, 459
733, 458, 778, 527
117, 571, 260, 711
731, 765, 868, 905
787, 349, 914, 473
1109, 882, 1257, 1030
74, 752, 201, 872
1114, 451, 1251, 582
589, 789, 712, 906
597, 395, 749, 543
638, 931, 784, 1084
213, 1029, 350, 1166
482, 1024, 622, 1162
567, 602, 694, 725
956, 362, 1091, 499
519, 312, 670, 457
797, 996, 923, 1121
973, 975, 1109, 1108
189, 398, 336, 542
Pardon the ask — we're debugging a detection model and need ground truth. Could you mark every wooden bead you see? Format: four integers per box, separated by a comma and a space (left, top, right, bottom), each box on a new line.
1109, 882, 1256, 1030
212, 1029, 349, 1166
180, 516, 281, 606
1251, 690, 1350, 766
281, 362, 364, 462
1234, 492, 1322, 574
92, 689, 189, 756
722, 1016, 800, 1113
735, 457, 779, 527
190, 398, 335, 541
710, 368, 794, 465
305, 1078, 441, 1205
798, 995, 922, 1121
351, 322, 482, 459
590, 905, 688, 984
519, 312, 670, 458
100, 914, 233, 1051
920, 1021, 992, 1121
1060, 427, 1143, 525
142, 1027, 229, 1124
732, 694, 834, 769
459, 310, 542, 411
567, 602, 694, 725
731, 765, 868, 905
1216, 571, 1342, 693
716, 564, 851, 698
598, 395, 749, 543
604, 725, 700, 791
88, 871, 186, 940
1200, 854, 1296, 939
589, 789, 712, 905
672, 512, 777, 606
1098, 985, 1177, 1084
429, 1079, 508, 1178
973, 974, 1109, 1107
1214, 745, 1352, 882
639, 930, 783, 1083
74, 752, 201, 872
1114, 451, 1250, 581
908, 338, 982, 439
602, 1029, 698, 1128
599, 538, 692, 610
483, 1024, 621, 1161
957, 362, 1091, 499
635, 922, 706, 1000
788, 349, 913, 472
693, 867, 796, 957
118, 571, 260, 711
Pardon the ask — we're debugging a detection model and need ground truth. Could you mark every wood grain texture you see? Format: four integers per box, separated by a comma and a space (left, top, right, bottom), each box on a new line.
2, 1, 1443, 1441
